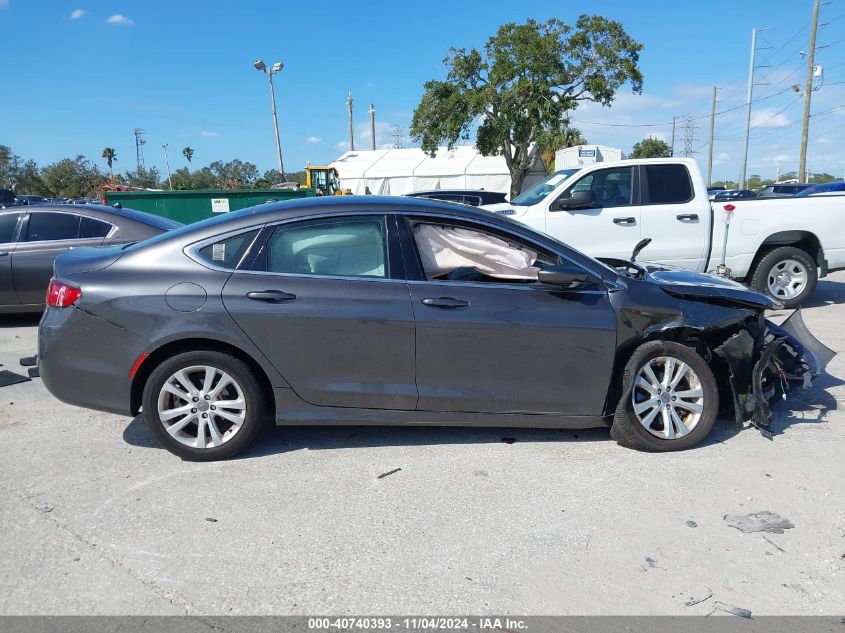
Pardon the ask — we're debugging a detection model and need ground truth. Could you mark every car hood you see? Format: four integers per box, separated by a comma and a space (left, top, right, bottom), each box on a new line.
645, 266, 778, 310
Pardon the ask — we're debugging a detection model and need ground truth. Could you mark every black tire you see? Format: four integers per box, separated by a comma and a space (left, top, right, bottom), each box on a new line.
749, 246, 817, 308
610, 340, 718, 452
141, 350, 267, 461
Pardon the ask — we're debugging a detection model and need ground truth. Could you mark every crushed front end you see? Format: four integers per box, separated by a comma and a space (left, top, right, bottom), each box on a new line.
710, 309, 834, 436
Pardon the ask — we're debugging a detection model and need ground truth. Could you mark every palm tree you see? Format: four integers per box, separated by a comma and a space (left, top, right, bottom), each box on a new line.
101, 147, 117, 180
182, 146, 194, 171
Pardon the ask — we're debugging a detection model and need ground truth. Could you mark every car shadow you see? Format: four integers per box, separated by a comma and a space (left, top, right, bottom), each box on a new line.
122, 415, 616, 458
803, 277, 845, 308
0, 314, 41, 328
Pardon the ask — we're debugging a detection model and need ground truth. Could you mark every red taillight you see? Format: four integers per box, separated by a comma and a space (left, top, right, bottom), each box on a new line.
46, 278, 82, 308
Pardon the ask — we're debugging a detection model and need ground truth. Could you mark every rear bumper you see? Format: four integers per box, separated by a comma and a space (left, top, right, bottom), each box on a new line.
39, 306, 150, 417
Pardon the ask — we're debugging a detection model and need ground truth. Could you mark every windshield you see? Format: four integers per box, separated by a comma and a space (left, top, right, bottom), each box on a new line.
795, 181, 845, 197
511, 169, 579, 206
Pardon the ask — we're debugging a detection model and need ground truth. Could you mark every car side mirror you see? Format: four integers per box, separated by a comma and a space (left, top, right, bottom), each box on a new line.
553, 190, 595, 211
537, 264, 600, 288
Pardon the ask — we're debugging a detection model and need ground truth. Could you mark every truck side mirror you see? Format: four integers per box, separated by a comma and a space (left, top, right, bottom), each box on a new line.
553, 190, 595, 211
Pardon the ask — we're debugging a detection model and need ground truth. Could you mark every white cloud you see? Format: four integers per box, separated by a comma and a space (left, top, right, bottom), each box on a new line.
365, 82, 375, 89
751, 108, 790, 129
200, 130, 219, 137
306, 136, 322, 144
69, 8, 85, 19
717, 152, 731, 161
335, 141, 349, 151
106, 14, 133, 26
0, 0, 9, 9
817, 137, 832, 144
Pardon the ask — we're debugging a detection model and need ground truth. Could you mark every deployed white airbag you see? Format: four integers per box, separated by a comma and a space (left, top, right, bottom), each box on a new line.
413, 224, 539, 280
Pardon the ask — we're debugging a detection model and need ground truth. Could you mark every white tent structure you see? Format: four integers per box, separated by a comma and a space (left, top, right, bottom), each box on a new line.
330, 146, 545, 197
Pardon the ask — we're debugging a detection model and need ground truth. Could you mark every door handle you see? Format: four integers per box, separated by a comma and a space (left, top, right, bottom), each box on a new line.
421, 297, 469, 308
613, 217, 636, 225
246, 290, 297, 302
676, 213, 699, 221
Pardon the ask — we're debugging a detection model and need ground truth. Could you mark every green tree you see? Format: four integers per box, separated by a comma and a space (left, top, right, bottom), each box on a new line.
208, 159, 259, 189
41, 155, 102, 198
809, 172, 836, 184
630, 137, 672, 158
541, 123, 587, 172
123, 166, 162, 189
14, 160, 46, 194
101, 147, 117, 180
410, 15, 643, 198
0, 145, 22, 189
182, 146, 194, 170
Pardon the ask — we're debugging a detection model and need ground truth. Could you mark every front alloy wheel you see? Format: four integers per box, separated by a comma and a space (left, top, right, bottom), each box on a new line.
631, 356, 704, 439
611, 340, 718, 452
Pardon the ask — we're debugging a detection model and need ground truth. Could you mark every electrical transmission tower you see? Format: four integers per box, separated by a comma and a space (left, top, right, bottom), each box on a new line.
391, 125, 405, 149
682, 116, 697, 157
134, 128, 146, 171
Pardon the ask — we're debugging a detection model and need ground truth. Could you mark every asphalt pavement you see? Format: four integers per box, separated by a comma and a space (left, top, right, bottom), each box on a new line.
1, 274, 843, 615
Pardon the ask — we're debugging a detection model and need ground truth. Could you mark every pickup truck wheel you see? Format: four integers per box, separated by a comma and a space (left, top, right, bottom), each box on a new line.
610, 341, 718, 452
750, 246, 817, 308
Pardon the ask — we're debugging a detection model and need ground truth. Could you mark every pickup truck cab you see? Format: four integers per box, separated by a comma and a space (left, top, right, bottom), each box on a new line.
484, 158, 845, 307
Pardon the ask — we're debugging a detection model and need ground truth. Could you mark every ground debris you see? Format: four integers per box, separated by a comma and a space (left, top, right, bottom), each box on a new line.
714, 601, 752, 619
19, 356, 37, 367
686, 520, 698, 528
684, 589, 713, 607
724, 511, 794, 534
27, 367, 39, 379
377, 467, 402, 479
205, 517, 218, 522
36, 503, 53, 513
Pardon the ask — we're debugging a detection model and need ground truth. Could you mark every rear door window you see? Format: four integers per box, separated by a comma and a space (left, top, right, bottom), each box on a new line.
25, 212, 81, 241
261, 216, 387, 278
643, 164, 693, 204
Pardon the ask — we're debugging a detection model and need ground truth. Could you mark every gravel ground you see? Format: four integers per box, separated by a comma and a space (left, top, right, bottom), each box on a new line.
1, 273, 843, 616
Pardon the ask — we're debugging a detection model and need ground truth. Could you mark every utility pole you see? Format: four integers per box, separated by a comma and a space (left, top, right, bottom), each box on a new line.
134, 128, 146, 172
799, 0, 821, 183
253, 60, 286, 183
707, 86, 718, 186
369, 103, 376, 151
740, 28, 760, 189
670, 117, 676, 156
346, 92, 355, 151
162, 144, 173, 191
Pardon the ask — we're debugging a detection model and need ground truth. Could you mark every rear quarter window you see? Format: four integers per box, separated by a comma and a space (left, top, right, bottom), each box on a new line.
196, 229, 261, 270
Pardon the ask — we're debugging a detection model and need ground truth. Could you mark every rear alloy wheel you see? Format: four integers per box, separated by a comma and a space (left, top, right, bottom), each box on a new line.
750, 246, 817, 308
611, 340, 718, 451
142, 351, 266, 461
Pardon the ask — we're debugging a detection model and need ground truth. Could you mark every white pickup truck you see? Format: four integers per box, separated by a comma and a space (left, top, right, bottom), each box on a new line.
483, 157, 845, 307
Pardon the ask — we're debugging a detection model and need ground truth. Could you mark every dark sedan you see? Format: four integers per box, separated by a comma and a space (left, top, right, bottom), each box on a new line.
38, 197, 831, 460
0, 204, 181, 312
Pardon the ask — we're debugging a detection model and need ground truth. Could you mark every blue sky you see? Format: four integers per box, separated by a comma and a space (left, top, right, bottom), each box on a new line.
1, 0, 843, 182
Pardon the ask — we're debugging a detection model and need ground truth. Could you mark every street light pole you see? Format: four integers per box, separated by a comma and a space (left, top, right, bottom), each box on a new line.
162, 143, 173, 191
254, 60, 286, 183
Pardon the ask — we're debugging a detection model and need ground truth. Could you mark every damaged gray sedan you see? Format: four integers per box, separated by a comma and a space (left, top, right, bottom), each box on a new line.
38, 197, 833, 460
